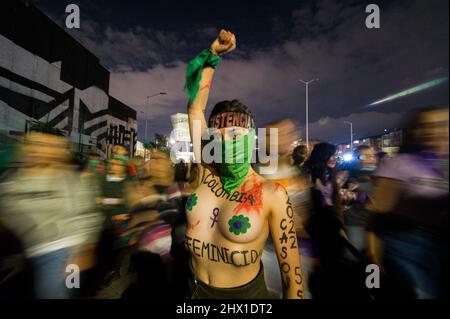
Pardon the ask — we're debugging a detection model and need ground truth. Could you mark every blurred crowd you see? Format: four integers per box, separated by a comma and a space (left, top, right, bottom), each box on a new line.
257, 105, 448, 299
0, 105, 448, 299
0, 136, 192, 299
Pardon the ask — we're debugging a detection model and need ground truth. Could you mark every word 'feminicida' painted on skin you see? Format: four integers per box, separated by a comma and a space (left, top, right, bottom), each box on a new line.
185, 235, 262, 267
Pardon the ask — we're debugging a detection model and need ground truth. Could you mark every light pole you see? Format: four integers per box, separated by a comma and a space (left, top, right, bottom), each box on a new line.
344, 121, 353, 151
141, 92, 167, 141
139, 111, 148, 142
299, 78, 319, 150
147, 92, 167, 106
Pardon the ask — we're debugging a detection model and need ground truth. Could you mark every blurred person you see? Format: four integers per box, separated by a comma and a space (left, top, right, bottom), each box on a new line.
124, 150, 176, 256
366, 105, 449, 299
124, 149, 176, 234
255, 120, 312, 298
120, 150, 178, 298
174, 160, 189, 184
147, 149, 175, 189
130, 156, 145, 179
86, 152, 105, 176
292, 144, 309, 169
304, 142, 368, 298
343, 145, 378, 253
66, 153, 105, 298
256, 120, 304, 227
167, 160, 190, 241
113, 145, 129, 158
0, 132, 91, 298
170, 161, 197, 298
185, 30, 304, 299
112, 145, 140, 179
96, 153, 133, 289
290, 144, 313, 237
304, 143, 343, 265
377, 151, 388, 161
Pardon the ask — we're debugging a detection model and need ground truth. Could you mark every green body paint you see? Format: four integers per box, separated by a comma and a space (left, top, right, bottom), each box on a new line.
228, 215, 251, 235
186, 193, 198, 211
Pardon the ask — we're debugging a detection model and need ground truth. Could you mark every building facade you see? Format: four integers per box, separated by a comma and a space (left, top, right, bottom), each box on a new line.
0, 0, 137, 158
170, 113, 193, 163
336, 128, 404, 156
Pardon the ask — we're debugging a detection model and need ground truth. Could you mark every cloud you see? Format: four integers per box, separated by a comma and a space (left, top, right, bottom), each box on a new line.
318, 117, 329, 126
66, 20, 185, 69
109, 62, 187, 119
111, 0, 447, 140
309, 111, 407, 143
35, 0, 449, 142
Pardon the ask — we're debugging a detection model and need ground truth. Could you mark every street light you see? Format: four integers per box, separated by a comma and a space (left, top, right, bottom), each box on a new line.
299, 78, 319, 150
139, 110, 146, 141
141, 92, 167, 141
344, 121, 353, 151
147, 92, 167, 101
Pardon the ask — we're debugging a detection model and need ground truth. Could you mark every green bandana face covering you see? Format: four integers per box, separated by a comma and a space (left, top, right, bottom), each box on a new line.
219, 130, 256, 195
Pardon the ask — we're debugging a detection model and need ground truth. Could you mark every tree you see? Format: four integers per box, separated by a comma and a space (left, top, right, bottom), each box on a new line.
154, 133, 170, 155
143, 141, 155, 149
26, 119, 66, 136
154, 133, 168, 148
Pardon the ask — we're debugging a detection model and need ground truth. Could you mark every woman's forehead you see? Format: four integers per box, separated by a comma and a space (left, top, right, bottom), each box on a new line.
219, 127, 250, 134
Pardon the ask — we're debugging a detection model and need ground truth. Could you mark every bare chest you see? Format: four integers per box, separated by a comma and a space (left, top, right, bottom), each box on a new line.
185, 171, 268, 245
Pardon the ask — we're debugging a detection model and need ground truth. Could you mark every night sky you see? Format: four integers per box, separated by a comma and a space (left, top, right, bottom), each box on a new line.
33, 0, 449, 143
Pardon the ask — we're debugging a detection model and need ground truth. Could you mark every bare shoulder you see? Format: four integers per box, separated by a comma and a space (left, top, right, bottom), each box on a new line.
264, 182, 290, 221
261, 177, 288, 196
251, 173, 289, 207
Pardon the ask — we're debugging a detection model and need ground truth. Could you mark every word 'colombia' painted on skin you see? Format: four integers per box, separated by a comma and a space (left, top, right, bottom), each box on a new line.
185, 235, 262, 267
170, 120, 279, 174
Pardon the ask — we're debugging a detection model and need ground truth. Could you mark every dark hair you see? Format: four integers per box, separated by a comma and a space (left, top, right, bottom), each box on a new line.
208, 99, 255, 128
305, 142, 337, 183
174, 161, 188, 183
377, 151, 388, 160
400, 105, 449, 154
292, 145, 308, 166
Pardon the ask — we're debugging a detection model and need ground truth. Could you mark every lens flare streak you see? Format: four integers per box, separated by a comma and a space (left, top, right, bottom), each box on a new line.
369, 77, 448, 106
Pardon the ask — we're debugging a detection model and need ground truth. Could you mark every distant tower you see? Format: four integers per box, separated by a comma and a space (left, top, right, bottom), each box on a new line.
170, 113, 193, 162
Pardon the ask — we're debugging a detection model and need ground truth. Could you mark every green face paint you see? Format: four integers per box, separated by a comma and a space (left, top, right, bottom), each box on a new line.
220, 130, 256, 195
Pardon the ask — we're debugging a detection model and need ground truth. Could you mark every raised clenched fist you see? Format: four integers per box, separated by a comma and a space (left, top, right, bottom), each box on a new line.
210, 29, 236, 56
